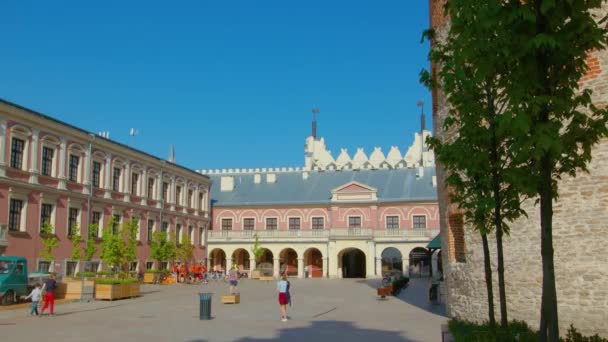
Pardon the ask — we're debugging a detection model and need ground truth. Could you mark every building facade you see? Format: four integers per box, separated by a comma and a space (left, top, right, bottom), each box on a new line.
430, 0, 608, 337
201, 125, 440, 279
0, 99, 211, 275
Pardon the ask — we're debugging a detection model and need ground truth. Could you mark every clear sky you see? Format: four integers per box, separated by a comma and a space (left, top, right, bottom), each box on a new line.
0, 0, 431, 171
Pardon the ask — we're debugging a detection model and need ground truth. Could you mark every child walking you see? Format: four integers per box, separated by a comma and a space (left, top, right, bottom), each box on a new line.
24, 283, 42, 316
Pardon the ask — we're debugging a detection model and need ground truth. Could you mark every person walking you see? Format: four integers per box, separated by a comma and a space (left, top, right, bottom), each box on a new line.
277, 273, 291, 322
40, 273, 57, 316
228, 265, 239, 294
24, 283, 42, 316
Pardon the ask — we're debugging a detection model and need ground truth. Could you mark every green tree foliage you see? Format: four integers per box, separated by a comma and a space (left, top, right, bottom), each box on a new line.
149, 231, 176, 267
251, 234, 265, 263
121, 217, 139, 269
177, 235, 195, 264
84, 224, 98, 262
40, 222, 59, 262
70, 223, 82, 261
100, 216, 123, 271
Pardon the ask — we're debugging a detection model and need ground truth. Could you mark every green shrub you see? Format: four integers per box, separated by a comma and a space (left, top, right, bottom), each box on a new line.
96, 270, 113, 276
75, 271, 96, 278
144, 269, 169, 274
565, 325, 608, 342
95, 278, 139, 285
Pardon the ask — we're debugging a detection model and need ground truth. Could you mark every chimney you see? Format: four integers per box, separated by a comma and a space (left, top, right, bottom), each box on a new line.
220, 176, 234, 192
312, 107, 320, 138
254, 174, 261, 184
266, 173, 276, 183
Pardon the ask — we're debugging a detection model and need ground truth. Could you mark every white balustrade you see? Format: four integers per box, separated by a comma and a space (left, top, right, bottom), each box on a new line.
206, 228, 439, 241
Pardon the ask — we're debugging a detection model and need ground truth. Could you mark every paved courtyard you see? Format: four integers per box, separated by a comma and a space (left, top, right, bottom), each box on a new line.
0, 278, 447, 342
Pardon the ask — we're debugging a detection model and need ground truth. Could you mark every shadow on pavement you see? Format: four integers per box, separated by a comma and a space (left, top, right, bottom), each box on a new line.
229, 320, 417, 342
357, 277, 447, 317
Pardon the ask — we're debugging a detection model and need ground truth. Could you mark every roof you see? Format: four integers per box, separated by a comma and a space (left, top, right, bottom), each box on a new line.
427, 234, 441, 249
0, 98, 208, 181
210, 167, 437, 206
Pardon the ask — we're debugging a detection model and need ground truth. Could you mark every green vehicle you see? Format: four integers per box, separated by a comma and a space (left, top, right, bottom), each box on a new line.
0, 256, 50, 305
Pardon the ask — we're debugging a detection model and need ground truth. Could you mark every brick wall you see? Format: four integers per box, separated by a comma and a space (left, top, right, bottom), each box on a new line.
431, 1, 608, 337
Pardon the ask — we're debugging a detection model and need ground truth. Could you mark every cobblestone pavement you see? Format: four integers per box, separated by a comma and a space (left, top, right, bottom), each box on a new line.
0, 278, 447, 342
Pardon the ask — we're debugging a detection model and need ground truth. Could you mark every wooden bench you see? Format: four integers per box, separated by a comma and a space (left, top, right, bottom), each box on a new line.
221, 294, 240, 304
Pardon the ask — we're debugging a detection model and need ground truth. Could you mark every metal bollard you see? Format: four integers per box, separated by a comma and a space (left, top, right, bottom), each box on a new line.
199, 293, 212, 320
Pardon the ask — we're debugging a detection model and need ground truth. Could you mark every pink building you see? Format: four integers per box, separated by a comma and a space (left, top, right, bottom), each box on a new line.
0, 99, 211, 275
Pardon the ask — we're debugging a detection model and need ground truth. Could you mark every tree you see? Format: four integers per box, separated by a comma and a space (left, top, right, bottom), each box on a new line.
149, 231, 176, 269
70, 223, 82, 263
100, 216, 123, 272
84, 224, 98, 262
250, 234, 265, 264
40, 222, 59, 265
422, 0, 527, 329
177, 236, 195, 265
121, 217, 139, 271
500, 2, 608, 340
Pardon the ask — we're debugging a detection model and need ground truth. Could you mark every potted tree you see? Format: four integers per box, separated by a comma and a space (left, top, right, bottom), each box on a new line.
177, 235, 195, 283
250, 234, 265, 279
146, 231, 175, 284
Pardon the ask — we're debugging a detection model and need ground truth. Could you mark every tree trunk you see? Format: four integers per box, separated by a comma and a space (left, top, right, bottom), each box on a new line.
495, 225, 508, 327
539, 155, 559, 341
481, 232, 496, 332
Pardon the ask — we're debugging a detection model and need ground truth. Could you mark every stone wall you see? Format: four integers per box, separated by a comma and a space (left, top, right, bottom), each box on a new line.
431, 0, 608, 337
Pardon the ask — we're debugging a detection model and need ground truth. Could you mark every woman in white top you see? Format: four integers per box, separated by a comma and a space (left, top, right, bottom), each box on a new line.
277, 273, 290, 322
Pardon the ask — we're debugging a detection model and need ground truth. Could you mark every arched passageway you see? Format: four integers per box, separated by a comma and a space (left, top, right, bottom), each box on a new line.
339, 248, 366, 278
409, 247, 430, 277
256, 249, 274, 276
232, 248, 250, 271
209, 249, 226, 272
304, 248, 323, 278
280, 248, 298, 276
381, 247, 403, 274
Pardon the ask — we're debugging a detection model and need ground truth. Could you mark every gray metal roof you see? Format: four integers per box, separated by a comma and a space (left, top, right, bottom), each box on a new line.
209, 168, 437, 206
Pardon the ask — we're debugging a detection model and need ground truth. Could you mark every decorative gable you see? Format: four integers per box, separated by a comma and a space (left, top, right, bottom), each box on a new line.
331, 181, 378, 202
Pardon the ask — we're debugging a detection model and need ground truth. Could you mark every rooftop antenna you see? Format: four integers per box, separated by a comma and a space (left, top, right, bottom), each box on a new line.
168, 144, 175, 163
129, 128, 139, 146
417, 100, 425, 166
312, 107, 320, 138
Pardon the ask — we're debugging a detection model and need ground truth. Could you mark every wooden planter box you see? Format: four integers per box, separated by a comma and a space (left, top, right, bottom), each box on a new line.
95, 283, 140, 301
259, 276, 274, 281
143, 273, 159, 284
377, 287, 391, 298
60, 279, 96, 300
221, 294, 240, 304
250, 270, 261, 279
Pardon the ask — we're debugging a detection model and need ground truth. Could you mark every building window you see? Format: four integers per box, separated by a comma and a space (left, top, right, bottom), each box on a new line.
161, 221, 168, 233
147, 219, 154, 242
69, 154, 80, 182
413, 215, 426, 229
162, 182, 169, 202
8, 199, 24, 231
65, 261, 78, 277
10, 138, 25, 169
92, 161, 102, 188
198, 193, 204, 210
176, 186, 182, 205
188, 225, 194, 243
265, 218, 278, 230
91, 211, 101, 238
199, 227, 204, 245
288, 218, 301, 230
68, 208, 79, 236
221, 219, 232, 231
37, 261, 51, 273
112, 214, 121, 234
131, 173, 139, 196
147, 178, 155, 199
386, 216, 399, 229
40, 204, 53, 227
243, 218, 255, 230
41, 147, 54, 176
176, 224, 182, 243
146, 261, 154, 270
348, 216, 362, 229
112, 167, 121, 192
311, 217, 324, 230
188, 190, 193, 208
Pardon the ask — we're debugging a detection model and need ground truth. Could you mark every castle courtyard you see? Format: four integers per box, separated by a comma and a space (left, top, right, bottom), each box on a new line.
0, 278, 447, 342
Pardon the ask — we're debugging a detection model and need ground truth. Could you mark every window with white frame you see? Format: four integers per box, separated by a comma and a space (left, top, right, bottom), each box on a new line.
132, 216, 141, 240
265, 218, 277, 230
188, 190, 193, 208
10, 137, 26, 170
188, 225, 194, 244
221, 219, 232, 231
68, 207, 79, 236
288, 217, 301, 230
311, 217, 324, 230
198, 192, 204, 210
243, 218, 255, 230
8, 198, 24, 231
41, 146, 55, 177
176, 224, 182, 243
131, 172, 139, 196
147, 219, 154, 242
176, 186, 182, 206
92, 161, 102, 188
413, 215, 426, 229
146, 261, 154, 270
91, 211, 102, 238
68, 154, 80, 182
37, 261, 51, 273
65, 261, 78, 277
386, 216, 399, 229
161, 221, 168, 233
348, 216, 362, 229
199, 227, 204, 245
40, 203, 54, 229
162, 182, 169, 202
147, 177, 155, 199
112, 214, 121, 234
113, 167, 121, 192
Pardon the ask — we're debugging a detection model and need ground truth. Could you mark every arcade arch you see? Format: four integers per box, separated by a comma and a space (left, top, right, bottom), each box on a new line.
304, 248, 323, 278
279, 248, 298, 276
338, 248, 366, 278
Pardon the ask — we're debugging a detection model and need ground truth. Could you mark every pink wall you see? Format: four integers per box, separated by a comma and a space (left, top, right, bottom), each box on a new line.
212, 203, 439, 230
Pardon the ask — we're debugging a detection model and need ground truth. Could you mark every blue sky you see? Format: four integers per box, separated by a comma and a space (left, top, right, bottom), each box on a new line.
0, 1, 431, 171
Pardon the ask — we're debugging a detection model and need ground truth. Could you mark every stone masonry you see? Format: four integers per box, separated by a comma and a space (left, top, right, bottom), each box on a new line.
430, 0, 608, 337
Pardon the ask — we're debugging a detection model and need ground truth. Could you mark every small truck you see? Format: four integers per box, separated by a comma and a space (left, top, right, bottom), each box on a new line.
0, 256, 50, 305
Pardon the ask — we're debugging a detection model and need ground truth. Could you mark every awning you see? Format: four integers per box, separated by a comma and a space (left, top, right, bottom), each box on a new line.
427, 233, 441, 249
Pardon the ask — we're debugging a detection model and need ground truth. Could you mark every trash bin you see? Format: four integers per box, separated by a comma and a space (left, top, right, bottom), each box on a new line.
199, 293, 212, 320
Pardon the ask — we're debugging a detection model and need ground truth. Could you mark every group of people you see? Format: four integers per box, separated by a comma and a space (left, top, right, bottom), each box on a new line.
170, 262, 208, 283
24, 273, 57, 316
